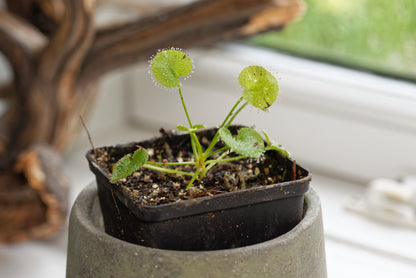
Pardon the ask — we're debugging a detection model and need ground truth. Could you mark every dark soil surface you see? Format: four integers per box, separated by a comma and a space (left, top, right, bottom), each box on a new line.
90, 128, 303, 206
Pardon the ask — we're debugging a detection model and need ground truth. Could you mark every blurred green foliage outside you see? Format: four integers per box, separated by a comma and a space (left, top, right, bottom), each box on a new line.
251, 0, 416, 81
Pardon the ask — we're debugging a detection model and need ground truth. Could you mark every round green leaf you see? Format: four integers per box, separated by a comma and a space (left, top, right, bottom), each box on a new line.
238, 66, 279, 111
219, 127, 265, 158
151, 49, 193, 88
110, 149, 148, 182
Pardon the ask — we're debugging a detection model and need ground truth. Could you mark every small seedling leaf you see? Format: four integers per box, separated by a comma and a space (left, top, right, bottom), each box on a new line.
151, 49, 193, 88
262, 130, 290, 157
192, 124, 205, 130
266, 145, 290, 158
110, 149, 148, 182
177, 125, 189, 131
239, 66, 279, 111
177, 124, 205, 133
219, 127, 265, 158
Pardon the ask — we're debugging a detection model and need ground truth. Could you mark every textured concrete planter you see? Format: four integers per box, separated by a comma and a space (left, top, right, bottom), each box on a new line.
66, 183, 327, 278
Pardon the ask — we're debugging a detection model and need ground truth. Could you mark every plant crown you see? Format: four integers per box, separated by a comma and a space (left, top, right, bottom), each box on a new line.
111, 48, 289, 189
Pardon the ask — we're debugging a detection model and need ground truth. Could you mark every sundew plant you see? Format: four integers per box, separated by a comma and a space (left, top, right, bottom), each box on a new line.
111, 48, 289, 189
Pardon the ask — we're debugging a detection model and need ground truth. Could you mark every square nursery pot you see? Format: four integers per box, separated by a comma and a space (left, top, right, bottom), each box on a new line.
86, 126, 312, 251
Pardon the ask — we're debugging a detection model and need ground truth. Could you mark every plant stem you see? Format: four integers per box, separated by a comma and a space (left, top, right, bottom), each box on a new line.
202, 151, 230, 177
203, 132, 220, 158
203, 97, 246, 157
178, 87, 193, 128
146, 161, 196, 166
220, 96, 244, 128
143, 164, 194, 176
191, 132, 203, 159
177, 87, 204, 167
225, 102, 248, 128
190, 133, 199, 162
205, 155, 247, 165
206, 146, 228, 158
186, 167, 202, 190
201, 154, 247, 178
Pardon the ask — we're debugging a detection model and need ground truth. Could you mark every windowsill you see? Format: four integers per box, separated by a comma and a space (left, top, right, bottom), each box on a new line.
313, 175, 416, 276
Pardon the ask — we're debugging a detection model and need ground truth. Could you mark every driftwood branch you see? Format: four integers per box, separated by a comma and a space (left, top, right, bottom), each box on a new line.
0, 83, 13, 98
4, 0, 35, 20
80, 0, 304, 84
0, 10, 48, 164
241, 0, 305, 35
0, 10, 47, 82
5, 0, 64, 34
38, 0, 94, 84
0, 0, 95, 243
1, 0, 96, 157
0, 144, 69, 243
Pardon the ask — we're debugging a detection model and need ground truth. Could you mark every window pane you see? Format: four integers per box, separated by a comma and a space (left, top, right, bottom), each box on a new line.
251, 0, 416, 81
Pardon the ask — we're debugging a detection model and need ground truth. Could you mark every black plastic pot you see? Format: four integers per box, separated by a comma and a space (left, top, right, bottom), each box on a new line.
87, 127, 311, 251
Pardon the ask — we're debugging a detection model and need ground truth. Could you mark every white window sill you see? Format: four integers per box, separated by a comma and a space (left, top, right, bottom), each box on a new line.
313, 175, 416, 277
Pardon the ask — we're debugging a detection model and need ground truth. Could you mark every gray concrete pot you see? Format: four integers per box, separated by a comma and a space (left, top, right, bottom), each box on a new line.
66, 183, 327, 278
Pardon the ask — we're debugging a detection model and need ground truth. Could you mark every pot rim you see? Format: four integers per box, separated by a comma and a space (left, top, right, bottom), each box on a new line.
88, 153, 311, 221
86, 127, 311, 221
71, 182, 321, 255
